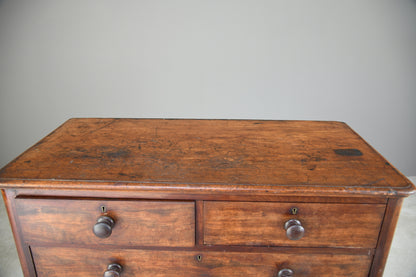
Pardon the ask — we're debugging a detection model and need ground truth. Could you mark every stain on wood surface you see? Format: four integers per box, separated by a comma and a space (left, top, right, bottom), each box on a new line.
0, 119, 413, 194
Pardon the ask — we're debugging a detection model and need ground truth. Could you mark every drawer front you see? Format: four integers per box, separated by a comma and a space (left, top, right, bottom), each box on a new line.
16, 198, 195, 247
204, 201, 385, 248
31, 246, 372, 277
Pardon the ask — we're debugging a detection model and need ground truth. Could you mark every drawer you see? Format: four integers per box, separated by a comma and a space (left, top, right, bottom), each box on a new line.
15, 198, 195, 247
31, 246, 372, 277
204, 201, 385, 248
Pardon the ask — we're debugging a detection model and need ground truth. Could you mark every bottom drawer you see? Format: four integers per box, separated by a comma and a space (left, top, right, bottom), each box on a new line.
31, 246, 372, 276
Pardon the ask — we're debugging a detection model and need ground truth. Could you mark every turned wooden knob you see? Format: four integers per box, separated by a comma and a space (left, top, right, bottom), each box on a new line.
278, 268, 294, 277
284, 219, 304, 240
93, 215, 115, 238
104, 263, 122, 277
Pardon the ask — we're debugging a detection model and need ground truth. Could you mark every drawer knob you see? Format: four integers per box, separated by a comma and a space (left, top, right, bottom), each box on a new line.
93, 215, 115, 238
104, 263, 122, 277
278, 268, 294, 277
284, 219, 304, 240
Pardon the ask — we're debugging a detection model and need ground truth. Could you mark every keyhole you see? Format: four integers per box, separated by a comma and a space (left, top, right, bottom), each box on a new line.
100, 206, 107, 213
196, 254, 203, 262
290, 207, 298, 215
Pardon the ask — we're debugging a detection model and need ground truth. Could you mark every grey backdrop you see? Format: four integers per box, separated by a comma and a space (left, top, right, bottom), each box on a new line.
0, 0, 415, 175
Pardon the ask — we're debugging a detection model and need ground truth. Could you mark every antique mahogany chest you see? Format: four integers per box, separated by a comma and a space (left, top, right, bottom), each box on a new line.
0, 118, 414, 277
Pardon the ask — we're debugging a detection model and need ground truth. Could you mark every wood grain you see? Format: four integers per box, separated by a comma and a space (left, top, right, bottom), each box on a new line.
11, 188, 389, 203
1, 190, 37, 277
195, 200, 204, 245
0, 119, 413, 277
369, 198, 403, 277
15, 198, 195, 247
31, 246, 373, 277
0, 119, 413, 196
204, 201, 385, 248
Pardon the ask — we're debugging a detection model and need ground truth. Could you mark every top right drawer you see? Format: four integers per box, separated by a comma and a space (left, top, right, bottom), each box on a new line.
204, 201, 385, 248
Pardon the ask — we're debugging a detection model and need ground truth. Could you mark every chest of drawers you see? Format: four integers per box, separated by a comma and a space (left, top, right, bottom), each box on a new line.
0, 118, 414, 277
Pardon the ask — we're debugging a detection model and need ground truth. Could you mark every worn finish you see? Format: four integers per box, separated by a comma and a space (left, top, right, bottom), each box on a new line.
0, 119, 413, 196
9, 187, 389, 203
31, 246, 373, 277
204, 201, 385, 248
1, 190, 36, 277
0, 119, 414, 276
369, 198, 404, 277
15, 198, 195, 247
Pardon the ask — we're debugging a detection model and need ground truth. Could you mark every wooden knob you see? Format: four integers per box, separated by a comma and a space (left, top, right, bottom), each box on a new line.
93, 215, 115, 238
284, 219, 304, 240
278, 268, 294, 277
104, 263, 122, 277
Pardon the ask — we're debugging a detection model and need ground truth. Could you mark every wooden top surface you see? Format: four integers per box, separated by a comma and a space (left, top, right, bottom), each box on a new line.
0, 118, 414, 196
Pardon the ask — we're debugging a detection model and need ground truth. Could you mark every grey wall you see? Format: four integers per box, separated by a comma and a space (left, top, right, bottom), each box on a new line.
0, 0, 415, 175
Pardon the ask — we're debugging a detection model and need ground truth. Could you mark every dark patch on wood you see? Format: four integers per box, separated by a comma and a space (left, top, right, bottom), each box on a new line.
334, 149, 363, 156
75, 147, 88, 153
81, 154, 96, 159
301, 154, 327, 164
363, 178, 385, 186
105, 149, 130, 159
0, 119, 413, 194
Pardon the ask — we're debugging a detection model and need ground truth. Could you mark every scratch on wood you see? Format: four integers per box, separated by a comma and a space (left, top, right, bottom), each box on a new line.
85, 119, 118, 136
364, 178, 385, 186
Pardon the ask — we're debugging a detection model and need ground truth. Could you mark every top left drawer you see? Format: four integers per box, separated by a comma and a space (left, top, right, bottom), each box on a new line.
15, 198, 195, 247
